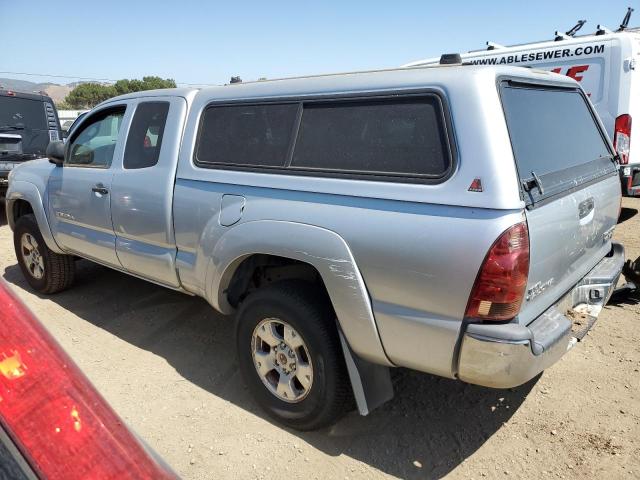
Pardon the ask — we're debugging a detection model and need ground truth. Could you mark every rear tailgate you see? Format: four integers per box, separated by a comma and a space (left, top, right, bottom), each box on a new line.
500, 80, 620, 325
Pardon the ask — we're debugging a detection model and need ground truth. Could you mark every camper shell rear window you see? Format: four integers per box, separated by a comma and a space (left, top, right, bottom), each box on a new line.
500, 80, 616, 204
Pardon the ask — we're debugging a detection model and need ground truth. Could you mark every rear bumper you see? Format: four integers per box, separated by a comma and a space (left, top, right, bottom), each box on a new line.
457, 242, 624, 389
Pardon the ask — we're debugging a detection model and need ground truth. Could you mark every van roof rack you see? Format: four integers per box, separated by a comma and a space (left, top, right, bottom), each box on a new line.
556, 19, 586, 40
618, 7, 634, 31
596, 24, 614, 35
486, 41, 505, 50
457, 7, 638, 55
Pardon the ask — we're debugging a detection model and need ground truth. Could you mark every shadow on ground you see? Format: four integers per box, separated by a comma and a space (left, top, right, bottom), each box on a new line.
0, 203, 7, 227
609, 283, 640, 306
619, 207, 638, 224
2, 257, 536, 479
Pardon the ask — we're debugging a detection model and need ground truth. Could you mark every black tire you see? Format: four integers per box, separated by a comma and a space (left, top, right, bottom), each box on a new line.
236, 281, 353, 430
13, 214, 75, 294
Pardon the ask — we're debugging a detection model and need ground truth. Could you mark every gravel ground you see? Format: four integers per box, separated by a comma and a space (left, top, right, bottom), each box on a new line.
1, 198, 638, 480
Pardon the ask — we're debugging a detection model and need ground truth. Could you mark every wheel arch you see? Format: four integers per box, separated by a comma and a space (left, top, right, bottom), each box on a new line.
6, 180, 64, 254
208, 220, 391, 366
224, 254, 329, 308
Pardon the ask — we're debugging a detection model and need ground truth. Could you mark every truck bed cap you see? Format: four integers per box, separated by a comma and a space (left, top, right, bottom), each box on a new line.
193, 65, 575, 102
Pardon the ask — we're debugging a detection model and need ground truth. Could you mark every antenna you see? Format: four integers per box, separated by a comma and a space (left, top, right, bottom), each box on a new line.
618, 7, 634, 31
486, 41, 505, 50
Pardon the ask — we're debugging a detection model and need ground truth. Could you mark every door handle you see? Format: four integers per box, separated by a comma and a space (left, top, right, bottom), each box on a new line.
92, 185, 109, 195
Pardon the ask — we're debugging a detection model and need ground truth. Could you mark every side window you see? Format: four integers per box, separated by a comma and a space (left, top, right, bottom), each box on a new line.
193, 95, 453, 181
291, 97, 450, 177
195, 104, 298, 167
123, 102, 170, 169
66, 108, 125, 168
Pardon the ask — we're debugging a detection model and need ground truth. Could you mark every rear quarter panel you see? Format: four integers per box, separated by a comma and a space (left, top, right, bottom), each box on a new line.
174, 179, 524, 376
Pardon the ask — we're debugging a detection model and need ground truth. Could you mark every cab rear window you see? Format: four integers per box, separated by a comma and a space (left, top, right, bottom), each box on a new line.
500, 83, 615, 201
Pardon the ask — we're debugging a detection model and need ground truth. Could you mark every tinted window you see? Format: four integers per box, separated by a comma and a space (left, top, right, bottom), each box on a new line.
67, 108, 125, 168
0, 97, 47, 130
291, 97, 450, 176
124, 102, 169, 169
0, 97, 50, 157
196, 104, 298, 167
501, 86, 610, 180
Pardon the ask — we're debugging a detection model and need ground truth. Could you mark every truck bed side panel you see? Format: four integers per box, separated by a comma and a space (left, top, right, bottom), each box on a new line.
173, 178, 524, 377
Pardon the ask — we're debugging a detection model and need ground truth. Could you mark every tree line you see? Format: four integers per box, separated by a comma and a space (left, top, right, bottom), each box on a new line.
58, 76, 176, 109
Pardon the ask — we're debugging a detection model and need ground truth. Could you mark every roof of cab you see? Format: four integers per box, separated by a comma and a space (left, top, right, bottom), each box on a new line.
98, 87, 198, 103
0, 89, 54, 102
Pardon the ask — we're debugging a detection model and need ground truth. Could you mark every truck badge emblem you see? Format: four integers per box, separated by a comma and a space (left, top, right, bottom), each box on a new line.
468, 178, 483, 192
526, 278, 554, 301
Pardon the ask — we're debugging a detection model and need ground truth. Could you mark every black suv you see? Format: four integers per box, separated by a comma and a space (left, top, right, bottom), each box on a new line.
0, 90, 62, 197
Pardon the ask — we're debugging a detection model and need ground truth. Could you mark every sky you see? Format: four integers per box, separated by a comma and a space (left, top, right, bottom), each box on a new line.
1, 0, 636, 86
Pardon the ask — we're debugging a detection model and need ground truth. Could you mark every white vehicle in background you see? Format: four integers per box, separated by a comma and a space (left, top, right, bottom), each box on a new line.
58, 110, 90, 138
405, 8, 640, 196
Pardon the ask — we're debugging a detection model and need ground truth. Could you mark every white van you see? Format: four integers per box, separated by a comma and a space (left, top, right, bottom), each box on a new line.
405, 19, 640, 196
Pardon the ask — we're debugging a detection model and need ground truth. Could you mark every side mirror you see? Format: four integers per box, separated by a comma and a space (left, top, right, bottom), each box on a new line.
46, 141, 65, 166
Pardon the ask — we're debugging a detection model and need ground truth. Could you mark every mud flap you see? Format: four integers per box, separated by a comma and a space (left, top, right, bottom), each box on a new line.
338, 330, 394, 416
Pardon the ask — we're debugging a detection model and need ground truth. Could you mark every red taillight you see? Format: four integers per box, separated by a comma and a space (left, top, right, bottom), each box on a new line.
0, 280, 176, 480
465, 223, 530, 322
614, 114, 632, 165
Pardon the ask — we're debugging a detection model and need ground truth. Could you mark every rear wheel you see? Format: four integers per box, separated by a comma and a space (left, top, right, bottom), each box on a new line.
13, 214, 75, 294
236, 281, 352, 430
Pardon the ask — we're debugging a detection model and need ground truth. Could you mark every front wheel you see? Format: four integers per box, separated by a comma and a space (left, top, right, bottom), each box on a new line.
236, 281, 353, 430
13, 214, 75, 294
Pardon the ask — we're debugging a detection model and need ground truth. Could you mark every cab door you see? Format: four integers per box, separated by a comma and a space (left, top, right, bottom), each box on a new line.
110, 97, 187, 287
48, 104, 131, 267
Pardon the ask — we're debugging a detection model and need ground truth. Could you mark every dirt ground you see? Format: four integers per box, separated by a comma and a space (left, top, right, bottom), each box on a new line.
0, 198, 638, 480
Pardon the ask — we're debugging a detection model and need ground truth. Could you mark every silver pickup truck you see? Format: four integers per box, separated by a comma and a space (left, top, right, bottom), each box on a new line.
5, 64, 624, 430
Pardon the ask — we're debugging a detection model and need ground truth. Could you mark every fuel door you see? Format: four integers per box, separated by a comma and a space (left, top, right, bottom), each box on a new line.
219, 194, 245, 226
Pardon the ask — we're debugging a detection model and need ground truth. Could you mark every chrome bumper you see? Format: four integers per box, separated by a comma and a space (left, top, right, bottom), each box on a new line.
457, 242, 625, 389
